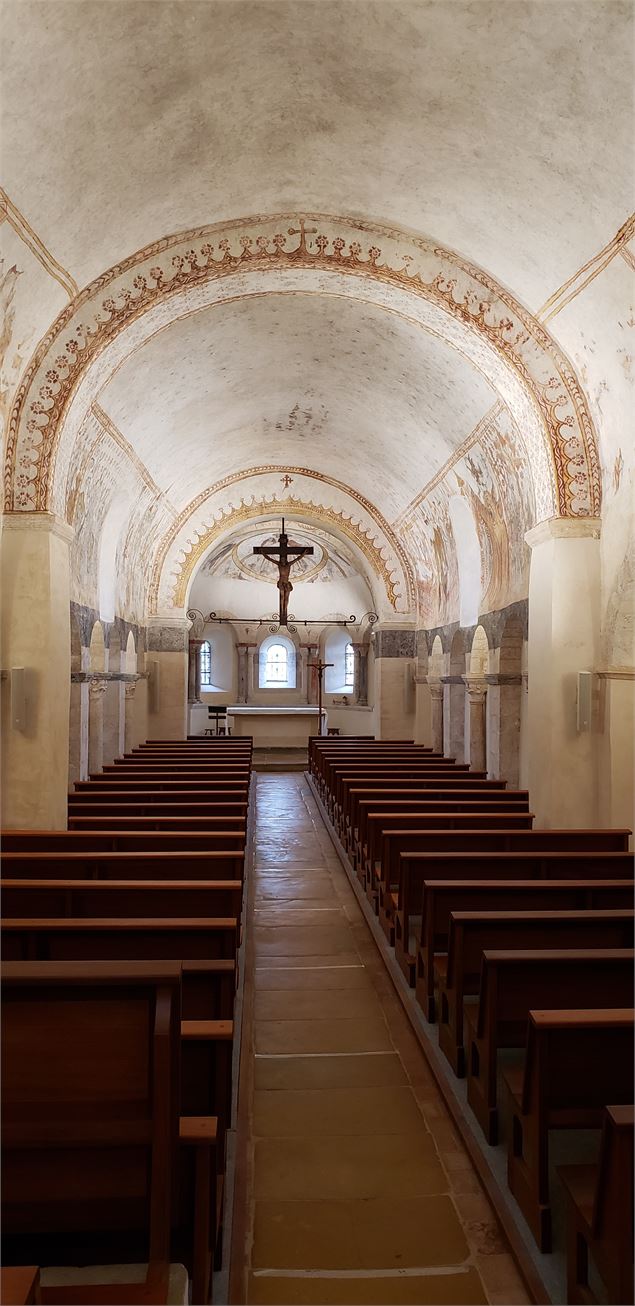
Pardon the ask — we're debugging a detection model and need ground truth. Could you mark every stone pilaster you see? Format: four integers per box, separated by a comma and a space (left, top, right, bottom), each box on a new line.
88, 676, 108, 774
464, 675, 488, 773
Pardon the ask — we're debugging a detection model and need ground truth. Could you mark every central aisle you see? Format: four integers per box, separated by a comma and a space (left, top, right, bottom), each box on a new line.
233, 774, 530, 1305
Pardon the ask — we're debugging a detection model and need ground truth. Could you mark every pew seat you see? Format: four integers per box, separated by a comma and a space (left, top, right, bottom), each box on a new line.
2, 850, 245, 883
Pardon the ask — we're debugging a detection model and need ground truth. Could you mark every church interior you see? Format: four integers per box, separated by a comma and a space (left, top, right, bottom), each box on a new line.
1, 1, 634, 1304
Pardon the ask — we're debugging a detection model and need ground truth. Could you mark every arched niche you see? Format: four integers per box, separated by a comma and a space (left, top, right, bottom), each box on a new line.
124, 630, 137, 673
89, 622, 105, 673
429, 634, 444, 681
469, 624, 490, 676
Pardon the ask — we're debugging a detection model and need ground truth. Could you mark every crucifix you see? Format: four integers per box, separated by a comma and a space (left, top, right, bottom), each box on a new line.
253, 519, 314, 627
308, 657, 334, 736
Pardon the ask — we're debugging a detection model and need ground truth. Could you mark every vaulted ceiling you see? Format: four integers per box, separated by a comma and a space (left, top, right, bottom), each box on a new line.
2, 0, 633, 631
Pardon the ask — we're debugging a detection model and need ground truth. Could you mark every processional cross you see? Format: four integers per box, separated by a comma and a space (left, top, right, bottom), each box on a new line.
253, 519, 314, 627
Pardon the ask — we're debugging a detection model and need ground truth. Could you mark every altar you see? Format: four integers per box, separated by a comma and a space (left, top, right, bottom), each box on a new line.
227, 705, 323, 748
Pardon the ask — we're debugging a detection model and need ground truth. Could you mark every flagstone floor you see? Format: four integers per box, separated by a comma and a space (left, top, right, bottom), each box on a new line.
235, 773, 531, 1305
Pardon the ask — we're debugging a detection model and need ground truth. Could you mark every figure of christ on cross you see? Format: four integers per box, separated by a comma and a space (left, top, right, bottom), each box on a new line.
253, 519, 314, 627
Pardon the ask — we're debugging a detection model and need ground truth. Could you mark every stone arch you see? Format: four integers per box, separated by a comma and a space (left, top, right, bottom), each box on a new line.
429, 634, 444, 681
449, 496, 482, 629
5, 214, 600, 524
447, 628, 467, 760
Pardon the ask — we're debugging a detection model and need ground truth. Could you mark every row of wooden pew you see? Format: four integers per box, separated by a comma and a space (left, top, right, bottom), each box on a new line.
308, 736, 634, 1304
1, 735, 254, 1306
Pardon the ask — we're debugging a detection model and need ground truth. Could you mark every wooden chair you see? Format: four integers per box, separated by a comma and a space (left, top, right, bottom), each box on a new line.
558, 1104, 634, 1305
503, 1009, 634, 1251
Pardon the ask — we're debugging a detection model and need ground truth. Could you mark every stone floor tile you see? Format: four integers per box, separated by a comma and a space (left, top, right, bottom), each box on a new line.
253, 1085, 428, 1137
247, 1269, 488, 1304
254, 1052, 408, 1091
255, 1017, 393, 1055
254, 987, 382, 1021
254, 925, 356, 956
252, 1200, 358, 1270
351, 1195, 470, 1268
255, 965, 374, 993
254, 1131, 447, 1200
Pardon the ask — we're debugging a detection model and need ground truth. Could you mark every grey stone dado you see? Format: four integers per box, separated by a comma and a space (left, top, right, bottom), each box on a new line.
70, 602, 146, 655
147, 625, 189, 653
421, 599, 528, 653
71, 671, 144, 683
373, 629, 416, 659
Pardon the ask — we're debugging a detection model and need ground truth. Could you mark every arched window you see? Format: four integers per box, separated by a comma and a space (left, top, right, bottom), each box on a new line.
200, 641, 212, 688
265, 643, 288, 684
344, 642, 354, 689
258, 634, 297, 689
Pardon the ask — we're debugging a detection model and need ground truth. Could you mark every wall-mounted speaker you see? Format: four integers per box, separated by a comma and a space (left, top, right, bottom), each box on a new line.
576, 670, 594, 732
11, 666, 27, 731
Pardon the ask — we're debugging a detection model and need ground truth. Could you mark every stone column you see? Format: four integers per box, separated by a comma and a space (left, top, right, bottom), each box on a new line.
124, 681, 137, 754
88, 676, 107, 774
373, 627, 417, 739
464, 676, 488, 772
428, 682, 444, 754
352, 643, 369, 705
146, 617, 190, 740
188, 640, 203, 703
525, 517, 601, 826
237, 644, 250, 703
1, 513, 73, 828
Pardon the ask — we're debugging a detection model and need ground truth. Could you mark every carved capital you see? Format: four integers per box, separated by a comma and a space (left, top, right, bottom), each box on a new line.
124, 682, 137, 700
89, 676, 108, 698
463, 675, 488, 702
428, 681, 444, 701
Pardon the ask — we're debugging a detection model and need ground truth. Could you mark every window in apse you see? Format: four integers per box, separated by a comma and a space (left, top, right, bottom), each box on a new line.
344, 642, 354, 689
200, 641, 212, 688
265, 643, 288, 685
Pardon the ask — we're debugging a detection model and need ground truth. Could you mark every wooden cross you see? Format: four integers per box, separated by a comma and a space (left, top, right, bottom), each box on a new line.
288, 219, 318, 253
253, 519, 314, 627
308, 658, 334, 735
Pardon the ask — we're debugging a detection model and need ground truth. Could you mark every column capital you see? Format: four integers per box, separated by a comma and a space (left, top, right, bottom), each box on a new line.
525, 516, 601, 548
89, 676, 108, 697
463, 675, 488, 702
428, 681, 444, 701
124, 681, 137, 699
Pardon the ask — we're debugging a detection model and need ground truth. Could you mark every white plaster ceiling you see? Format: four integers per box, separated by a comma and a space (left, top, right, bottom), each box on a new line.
99, 292, 494, 518
3, 0, 632, 309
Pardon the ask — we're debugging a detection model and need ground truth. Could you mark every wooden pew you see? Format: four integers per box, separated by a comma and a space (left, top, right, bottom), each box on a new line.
351, 789, 532, 858
2, 829, 246, 854
338, 775, 513, 838
67, 801, 249, 825
465, 948, 634, 1143
415, 879, 635, 1020
2, 917, 240, 963
355, 788, 533, 861
503, 1009, 634, 1252
435, 909, 635, 1075
2, 850, 245, 882
330, 766, 488, 821
360, 806, 535, 881
0, 1267, 40, 1305
75, 776, 250, 791
1, 879, 243, 924
377, 827, 631, 938
2, 959, 218, 1304
558, 1104, 634, 1305
395, 849, 635, 982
